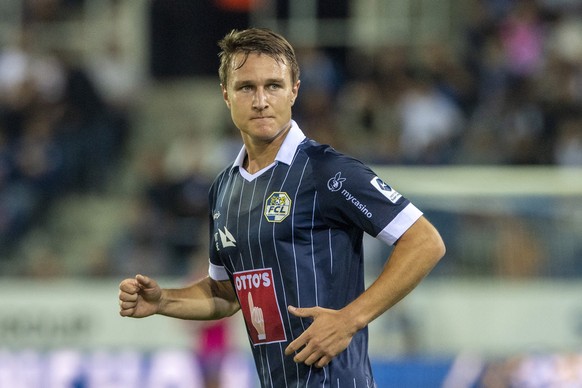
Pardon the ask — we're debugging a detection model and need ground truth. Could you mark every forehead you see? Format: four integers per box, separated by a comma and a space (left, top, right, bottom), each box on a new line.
229, 52, 291, 83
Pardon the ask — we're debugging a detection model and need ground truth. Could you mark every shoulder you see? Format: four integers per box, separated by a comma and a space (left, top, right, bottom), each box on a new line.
299, 139, 366, 171
211, 165, 232, 185
297, 139, 378, 196
209, 165, 234, 197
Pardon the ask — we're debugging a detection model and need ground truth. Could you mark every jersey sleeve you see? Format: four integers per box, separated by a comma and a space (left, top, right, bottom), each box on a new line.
312, 147, 422, 245
207, 171, 230, 281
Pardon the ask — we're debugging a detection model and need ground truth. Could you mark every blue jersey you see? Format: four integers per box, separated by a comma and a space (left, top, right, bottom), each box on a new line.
208, 122, 422, 388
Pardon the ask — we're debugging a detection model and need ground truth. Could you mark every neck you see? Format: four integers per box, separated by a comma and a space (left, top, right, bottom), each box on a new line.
243, 142, 280, 174
243, 123, 291, 174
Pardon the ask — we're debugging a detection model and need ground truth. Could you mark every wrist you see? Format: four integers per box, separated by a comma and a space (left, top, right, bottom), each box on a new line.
156, 289, 169, 315
341, 302, 373, 333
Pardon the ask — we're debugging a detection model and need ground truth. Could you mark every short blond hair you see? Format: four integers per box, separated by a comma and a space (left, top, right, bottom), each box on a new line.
218, 28, 300, 87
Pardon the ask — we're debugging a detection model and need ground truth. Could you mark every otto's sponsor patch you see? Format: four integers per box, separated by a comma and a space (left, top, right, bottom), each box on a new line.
234, 269, 286, 345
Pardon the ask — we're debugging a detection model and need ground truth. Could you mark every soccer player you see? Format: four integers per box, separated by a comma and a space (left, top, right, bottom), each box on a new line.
119, 28, 445, 387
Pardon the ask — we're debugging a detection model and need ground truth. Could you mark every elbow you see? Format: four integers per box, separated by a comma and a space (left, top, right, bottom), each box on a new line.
430, 230, 446, 265
436, 235, 446, 262
422, 216, 446, 263
224, 300, 241, 318
396, 216, 446, 269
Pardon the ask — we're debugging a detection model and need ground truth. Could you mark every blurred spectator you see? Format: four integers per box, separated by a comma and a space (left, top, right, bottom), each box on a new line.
499, 1, 545, 80
13, 109, 65, 198
336, 77, 397, 162
196, 319, 230, 388
111, 140, 212, 276
54, 54, 119, 192
336, 46, 410, 163
553, 115, 582, 166
397, 71, 464, 164
453, 0, 582, 167
23, 0, 84, 23
23, 0, 62, 23
294, 46, 344, 149
497, 78, 547, 164
453, 102, 506, 164
339, 43, 464, 165
418, 41, 477, 115
0, 26, 128, 258
110, 196, 174, 277
478, 353, 582, 387
87, 32, 138, 158
0, 133, 40, 256
0, 30, 65, 143
185, 256, 234, 388
472, 26, 510, 106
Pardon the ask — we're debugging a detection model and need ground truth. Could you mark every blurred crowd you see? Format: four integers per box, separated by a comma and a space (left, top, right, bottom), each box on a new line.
295, 0, 582, 166
0, 1, 130, 259
0, 0, 581, 278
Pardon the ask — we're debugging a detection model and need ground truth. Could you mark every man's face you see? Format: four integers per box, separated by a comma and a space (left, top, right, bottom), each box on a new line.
221, 52, 300, 145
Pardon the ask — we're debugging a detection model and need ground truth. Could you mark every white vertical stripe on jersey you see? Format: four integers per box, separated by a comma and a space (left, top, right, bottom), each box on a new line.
218, 169, 234, 208
276, 343, 289, 388
290, 157, 310, 331
257, 168, 276, 269
222, 175, 240, 273
328, 228, 333, 275
236, 175, 245, 270
310, 189, 319, 306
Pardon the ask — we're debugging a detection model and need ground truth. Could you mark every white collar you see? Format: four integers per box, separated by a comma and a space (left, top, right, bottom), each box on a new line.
230, 120, 306, 173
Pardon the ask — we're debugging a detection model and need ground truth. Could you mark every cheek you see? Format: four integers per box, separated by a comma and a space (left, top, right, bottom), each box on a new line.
229, 104, 246, 123
230, 99, 244, 112
226, 96, 242, 112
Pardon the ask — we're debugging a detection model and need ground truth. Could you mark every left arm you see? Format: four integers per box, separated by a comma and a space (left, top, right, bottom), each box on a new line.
284, 215, 445, 367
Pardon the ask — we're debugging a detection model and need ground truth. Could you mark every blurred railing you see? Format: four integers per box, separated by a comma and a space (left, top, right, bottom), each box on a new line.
372, 166, 582, 279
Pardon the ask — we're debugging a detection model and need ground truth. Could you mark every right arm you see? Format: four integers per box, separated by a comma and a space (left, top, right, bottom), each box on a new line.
119, 274, 240, 321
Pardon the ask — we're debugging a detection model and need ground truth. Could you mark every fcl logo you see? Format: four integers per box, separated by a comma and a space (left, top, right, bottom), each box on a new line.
264, 192, 291, 222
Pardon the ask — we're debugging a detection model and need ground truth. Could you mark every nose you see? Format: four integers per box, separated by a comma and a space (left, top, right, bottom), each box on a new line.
252, 87, 268, 111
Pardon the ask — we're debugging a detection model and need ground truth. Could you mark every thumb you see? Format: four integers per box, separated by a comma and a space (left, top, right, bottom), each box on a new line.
136, 274, 155, 289
288, 305, 316, 318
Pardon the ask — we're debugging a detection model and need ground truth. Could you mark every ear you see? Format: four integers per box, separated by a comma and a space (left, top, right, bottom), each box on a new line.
290, 80, 300, 106
221, 83, 231, 109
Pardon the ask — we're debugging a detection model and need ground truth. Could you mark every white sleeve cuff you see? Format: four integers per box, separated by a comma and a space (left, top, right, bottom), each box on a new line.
376, 203, 423, 245
208, 261, 229, 281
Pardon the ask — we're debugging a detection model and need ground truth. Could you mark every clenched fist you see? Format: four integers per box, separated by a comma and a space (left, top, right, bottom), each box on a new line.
118, 274, 162, 318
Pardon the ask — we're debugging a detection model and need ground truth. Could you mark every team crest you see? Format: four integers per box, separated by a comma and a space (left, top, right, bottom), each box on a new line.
264, 192, 291, 222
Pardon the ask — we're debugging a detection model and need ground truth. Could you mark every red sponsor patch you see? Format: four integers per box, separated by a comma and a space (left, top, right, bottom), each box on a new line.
234, 269, 287, 345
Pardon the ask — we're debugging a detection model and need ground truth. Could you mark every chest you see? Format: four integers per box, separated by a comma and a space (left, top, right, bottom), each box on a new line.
221, 169, 316, 230
211, 164, 324, 268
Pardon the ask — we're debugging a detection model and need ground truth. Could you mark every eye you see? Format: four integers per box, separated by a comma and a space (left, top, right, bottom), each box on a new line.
268, 83, 281, 90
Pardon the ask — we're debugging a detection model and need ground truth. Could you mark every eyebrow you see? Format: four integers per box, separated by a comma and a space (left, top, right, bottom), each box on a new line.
232, 78, 286, 88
